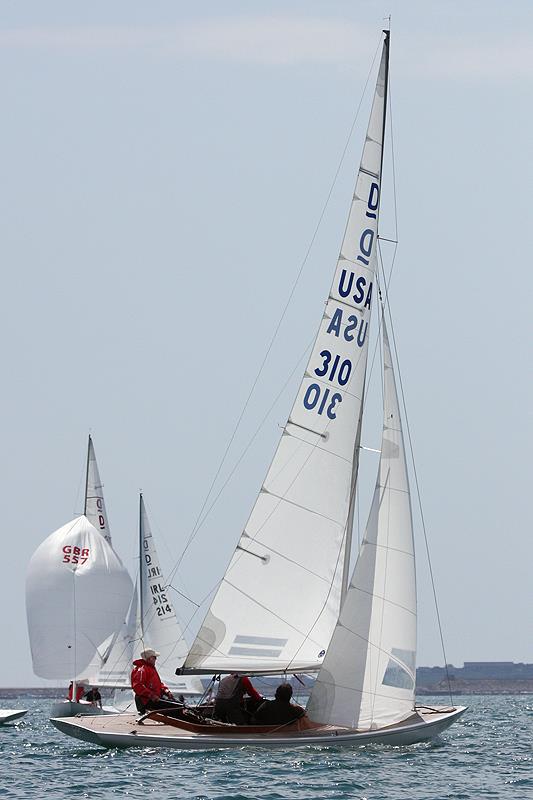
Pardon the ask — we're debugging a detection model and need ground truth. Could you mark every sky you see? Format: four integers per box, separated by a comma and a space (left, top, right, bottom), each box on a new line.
1, 0, 532, 687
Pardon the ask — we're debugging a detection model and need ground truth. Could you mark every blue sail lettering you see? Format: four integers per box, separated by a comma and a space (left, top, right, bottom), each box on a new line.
360, 229, 374, 258
366, 182, 380, 219
344, 314, 357, 341
337, 272, 373, 308
352, 276, 367, 304
326, 308, 343, 337
357, 320, 368, 347
364, 281, 373, 310
338, 269, 354, 298
327, 308, 359, 342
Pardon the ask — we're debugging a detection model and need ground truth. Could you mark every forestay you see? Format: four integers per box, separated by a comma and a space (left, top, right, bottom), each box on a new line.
307, 320, 417, 729
184, 37, 390, 675
84, 436, 112, 545
26, 516, 134, 680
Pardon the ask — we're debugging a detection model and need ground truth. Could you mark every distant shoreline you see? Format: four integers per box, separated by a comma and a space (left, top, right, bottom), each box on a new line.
1, 684, 533, 697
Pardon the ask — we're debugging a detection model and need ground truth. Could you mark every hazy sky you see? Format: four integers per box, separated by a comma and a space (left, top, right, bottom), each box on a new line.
1, 1, 532, 687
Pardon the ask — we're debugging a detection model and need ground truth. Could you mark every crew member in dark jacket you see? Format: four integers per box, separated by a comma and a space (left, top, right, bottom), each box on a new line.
214, 673, 262, 724
253, 683, 305, 725
84, 686, 102, 708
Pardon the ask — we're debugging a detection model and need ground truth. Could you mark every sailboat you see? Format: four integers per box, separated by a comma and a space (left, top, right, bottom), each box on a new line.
51, 30, 466, 749
0, 709, 28, 724
25, 436, 135, 716
79, 449, 202, 699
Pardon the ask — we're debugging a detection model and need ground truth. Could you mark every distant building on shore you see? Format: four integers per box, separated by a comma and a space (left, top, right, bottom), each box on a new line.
416, 661, 533, 694
417, 661, 533, 683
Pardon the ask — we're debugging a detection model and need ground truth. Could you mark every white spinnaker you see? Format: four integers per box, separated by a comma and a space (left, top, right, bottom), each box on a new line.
25, 516, 134, 680
185, 37, 389, 675
84, 436, 112, 545
137, 496, 189, 686
307, 320, 417, 729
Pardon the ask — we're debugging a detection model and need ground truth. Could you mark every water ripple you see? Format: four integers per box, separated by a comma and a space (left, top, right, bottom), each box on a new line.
0, 695, 531, 799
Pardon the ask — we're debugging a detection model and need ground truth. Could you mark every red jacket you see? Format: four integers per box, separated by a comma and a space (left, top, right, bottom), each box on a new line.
131, 659, 169, 703
67, 683, 84, 702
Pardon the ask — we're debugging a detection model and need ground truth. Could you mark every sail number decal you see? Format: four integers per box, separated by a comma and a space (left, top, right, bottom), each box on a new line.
95, 497, 107, 532
62, 545, 90, 564
301, 179, 377, 423
303, 384, 342, 419
314, 350, 352, 385
151, 583, 173, 617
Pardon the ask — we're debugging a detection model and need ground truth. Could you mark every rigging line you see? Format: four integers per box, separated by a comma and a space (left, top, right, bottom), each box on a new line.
73, 449, 87, 519
382, 288, 454, 707
166, 584, 200, 608
388, 75, 400, 244
174, 35, 384, 574
166, 340, 312, 589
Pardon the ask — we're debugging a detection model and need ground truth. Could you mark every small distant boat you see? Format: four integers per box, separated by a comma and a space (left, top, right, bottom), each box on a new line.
52, 29, 466, 750
0, 709, 28, 724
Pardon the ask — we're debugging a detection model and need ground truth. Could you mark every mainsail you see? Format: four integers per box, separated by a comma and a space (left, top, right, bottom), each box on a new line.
307, 319, 417, 729
26, 516, 134, 680
84, 435, 112, 545
184, 35, 390, 675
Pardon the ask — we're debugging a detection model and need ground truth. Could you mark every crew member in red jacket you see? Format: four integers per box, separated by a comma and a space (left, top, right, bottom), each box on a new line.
131, 649, 184, 714
214, 673, 263, 724
67, 681, 85, 702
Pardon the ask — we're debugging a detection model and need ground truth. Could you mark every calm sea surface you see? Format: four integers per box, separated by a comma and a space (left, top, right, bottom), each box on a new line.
1, 693, 531, 800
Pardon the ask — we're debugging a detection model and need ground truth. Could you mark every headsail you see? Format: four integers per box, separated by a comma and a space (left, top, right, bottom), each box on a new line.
306, 319, 417, 729
25, 516, 134, 680
136, 495, 189, 685
84, 435, 112, 545
184, 33, 390, 675
84, 584, 138, 688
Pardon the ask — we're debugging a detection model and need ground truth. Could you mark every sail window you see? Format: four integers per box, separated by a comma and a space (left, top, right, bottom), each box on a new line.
382, 648, 415, 690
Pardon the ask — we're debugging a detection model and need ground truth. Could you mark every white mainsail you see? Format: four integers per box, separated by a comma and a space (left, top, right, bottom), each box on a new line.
135, 494, 189, 685
26, 516, 134, 680
84, 435, 112, 545
307, 319, 417, 729
184, 37, 390, 675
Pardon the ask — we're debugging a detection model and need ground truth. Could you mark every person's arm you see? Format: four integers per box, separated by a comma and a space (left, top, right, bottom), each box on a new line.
241, 676, 262, 701
290, 704, 306, 719
159, 678, 174, 699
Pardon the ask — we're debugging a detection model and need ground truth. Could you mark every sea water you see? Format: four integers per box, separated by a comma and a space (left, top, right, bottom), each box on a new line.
1, 693, 531, 800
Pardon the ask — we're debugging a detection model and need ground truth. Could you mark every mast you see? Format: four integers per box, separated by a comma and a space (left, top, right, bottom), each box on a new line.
340, 28, 390, 603
139, 493, 145, 642
83, 434, 91, 517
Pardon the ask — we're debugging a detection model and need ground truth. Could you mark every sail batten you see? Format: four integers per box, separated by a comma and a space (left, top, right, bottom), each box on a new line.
184, 35, 390, 676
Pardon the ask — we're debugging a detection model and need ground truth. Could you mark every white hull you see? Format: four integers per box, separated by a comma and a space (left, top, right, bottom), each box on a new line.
50, 700, 119, 718
0, 709, 28, 724
51, 706, 466, 750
